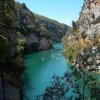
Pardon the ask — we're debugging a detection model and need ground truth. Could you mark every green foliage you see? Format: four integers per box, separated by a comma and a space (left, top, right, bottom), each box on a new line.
63, 41, 83, 63
0, 35, 25, 82
15, 2, 53, 40
0, 0, 17, 30
62, 29, 82, 63
17, 38, 26, 46
72, 21, 78, 30
17, 38, 26, 53
22, 3, 28, 9
0, 0, 26, 86
34, 12, 67, 27
0, 35, 10, 63
33, 12, 69, 41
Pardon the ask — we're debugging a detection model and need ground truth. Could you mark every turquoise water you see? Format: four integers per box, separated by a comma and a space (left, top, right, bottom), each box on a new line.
24, 44, 70, 100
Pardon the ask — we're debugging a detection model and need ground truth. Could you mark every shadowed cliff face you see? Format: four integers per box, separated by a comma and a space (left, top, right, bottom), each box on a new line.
15, 2, 70, 54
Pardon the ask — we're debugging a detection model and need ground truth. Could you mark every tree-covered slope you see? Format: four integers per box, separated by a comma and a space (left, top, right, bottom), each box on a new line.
0, 0, 25, 100
15, 2, 70, 53
15, 2, 53, 53
33, 13, 70, 42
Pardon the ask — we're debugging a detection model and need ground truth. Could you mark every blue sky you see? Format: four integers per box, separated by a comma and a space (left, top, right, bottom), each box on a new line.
16, 0, 83, 26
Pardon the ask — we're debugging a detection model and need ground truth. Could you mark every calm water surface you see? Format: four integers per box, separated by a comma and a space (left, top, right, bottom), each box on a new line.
24, 44, 71, 99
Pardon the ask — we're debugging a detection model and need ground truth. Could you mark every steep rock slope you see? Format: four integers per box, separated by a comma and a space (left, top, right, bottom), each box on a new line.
34, 13, 70, 42
15, 2, 69, 53
15, 3, 53, 53
63, 0, 100, 63
79, 0, 100, 37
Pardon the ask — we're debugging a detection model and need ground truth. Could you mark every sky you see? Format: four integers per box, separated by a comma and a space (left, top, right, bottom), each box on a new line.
16, 0, 84, 26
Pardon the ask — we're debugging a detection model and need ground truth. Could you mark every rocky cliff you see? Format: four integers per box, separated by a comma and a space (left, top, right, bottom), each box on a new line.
15, 2, 69, 53
79, 0, 100, 71
0, 0, 25, 100
79, 0, 100, 37
62, 1, 100, 98
34, 13, 70, 42
62, 0, 100, 72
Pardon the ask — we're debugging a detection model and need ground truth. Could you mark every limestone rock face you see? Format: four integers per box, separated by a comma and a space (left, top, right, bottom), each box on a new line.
39, 38, 52, 50
62, 0, 100, 68
79, 0, 100, 37
15, 2, 69, 53
34, 14, 70, 42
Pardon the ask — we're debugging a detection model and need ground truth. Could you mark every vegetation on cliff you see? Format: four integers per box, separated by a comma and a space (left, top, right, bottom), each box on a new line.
0, 0, 26, 81
62, 2, 100, 98
0, 0, 69, 99
0, 0, 25, 99
15, 2, 69, 53
34, 13, 70, 42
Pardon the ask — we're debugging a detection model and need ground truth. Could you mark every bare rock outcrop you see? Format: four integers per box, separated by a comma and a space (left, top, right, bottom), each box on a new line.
79, 0, 100, 37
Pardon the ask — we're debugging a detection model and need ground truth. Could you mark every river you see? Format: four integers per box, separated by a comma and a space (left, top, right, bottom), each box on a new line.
24, 43, 71, 100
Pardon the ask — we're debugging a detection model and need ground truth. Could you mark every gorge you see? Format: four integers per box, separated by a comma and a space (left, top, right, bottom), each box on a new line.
0, 0, 69, 100
0, 0, 100, 100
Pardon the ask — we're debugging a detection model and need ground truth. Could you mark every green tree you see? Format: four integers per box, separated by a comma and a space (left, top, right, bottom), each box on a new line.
0, 35, 9, 100
72, 21, 78, 30
0, 0, 24, 99
0, 0, 17, 30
